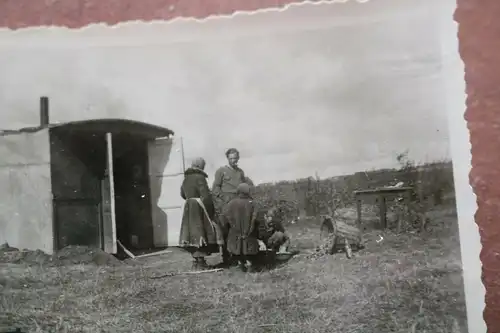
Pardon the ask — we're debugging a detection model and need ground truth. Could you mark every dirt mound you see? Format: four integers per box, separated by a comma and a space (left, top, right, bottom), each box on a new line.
0, 242, 18, 252
0, 243, 52, 265
53, 246, 123, 266
0, 243, 122, 267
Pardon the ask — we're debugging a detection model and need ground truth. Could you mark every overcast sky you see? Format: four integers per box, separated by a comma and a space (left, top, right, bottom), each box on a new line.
0, 0, 458, 184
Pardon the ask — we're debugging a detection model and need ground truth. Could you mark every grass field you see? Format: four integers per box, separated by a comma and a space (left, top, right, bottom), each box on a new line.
0, 203, 467, 333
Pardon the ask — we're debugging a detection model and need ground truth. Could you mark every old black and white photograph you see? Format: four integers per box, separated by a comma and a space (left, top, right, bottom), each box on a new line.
0, 0, 483, 332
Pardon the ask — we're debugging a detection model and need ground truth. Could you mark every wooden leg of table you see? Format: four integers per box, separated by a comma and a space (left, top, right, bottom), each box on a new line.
344, 238, 352, 259
420, 212, 427, 232
356, 198, 362, 229
404, 191, 411, 229
379, 195, 387, 229
396, 204, 402, 233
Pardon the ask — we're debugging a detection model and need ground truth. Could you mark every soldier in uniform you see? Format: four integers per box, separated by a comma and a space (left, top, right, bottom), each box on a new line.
212, 148, 248, 265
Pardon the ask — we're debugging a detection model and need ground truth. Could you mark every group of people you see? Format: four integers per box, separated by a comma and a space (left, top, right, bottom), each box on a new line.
178, 148, 290, 272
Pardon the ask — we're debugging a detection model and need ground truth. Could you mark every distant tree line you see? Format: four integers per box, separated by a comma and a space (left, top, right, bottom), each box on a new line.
252, 154, 455, 222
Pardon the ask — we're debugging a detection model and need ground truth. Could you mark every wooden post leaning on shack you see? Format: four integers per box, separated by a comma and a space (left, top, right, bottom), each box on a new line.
117, 240, 172, 259
416, 171, 430, 232
353, 186, 413, 232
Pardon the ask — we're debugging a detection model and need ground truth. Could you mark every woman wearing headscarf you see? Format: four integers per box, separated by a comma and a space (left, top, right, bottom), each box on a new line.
179, 157, 224, 270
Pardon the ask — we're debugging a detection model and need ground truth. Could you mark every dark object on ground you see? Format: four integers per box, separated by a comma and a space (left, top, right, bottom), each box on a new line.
252, 250, 299, 271
149, 268, 223, 279
0, 243, 19, 252
274, 251, 296, 261
0, 327, 23, 333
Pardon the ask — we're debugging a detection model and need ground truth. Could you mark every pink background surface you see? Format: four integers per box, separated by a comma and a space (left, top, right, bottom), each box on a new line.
0, 0, 497, 331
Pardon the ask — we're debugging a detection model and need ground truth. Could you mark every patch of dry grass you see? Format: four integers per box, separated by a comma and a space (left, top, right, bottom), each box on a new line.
0, 206, 467, 333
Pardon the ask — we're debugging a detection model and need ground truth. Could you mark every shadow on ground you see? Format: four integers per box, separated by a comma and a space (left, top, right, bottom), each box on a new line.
211, 250, 301, 272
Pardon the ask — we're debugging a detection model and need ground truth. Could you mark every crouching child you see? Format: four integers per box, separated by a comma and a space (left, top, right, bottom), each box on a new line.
221, 183, 261, 272
260, 208, 291, 253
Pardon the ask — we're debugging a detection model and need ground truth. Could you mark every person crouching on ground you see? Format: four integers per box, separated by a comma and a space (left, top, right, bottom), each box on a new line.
179, 158, 224, 270
262, 208, 291, 253
221, 183, 260, 272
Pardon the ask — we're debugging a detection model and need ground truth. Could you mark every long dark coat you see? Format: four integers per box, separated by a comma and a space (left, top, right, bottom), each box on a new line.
179, 168, 223, 253
221, 195, 260, 256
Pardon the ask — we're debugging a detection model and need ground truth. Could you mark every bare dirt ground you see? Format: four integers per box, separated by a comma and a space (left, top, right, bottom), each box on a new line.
0, 204, 467, 333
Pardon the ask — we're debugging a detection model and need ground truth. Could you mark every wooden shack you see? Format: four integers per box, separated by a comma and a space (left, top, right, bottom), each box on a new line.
0, 97, 186, 255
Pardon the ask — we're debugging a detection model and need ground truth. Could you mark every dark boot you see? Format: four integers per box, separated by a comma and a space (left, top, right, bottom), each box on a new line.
222, 252, 231, 266
192, 257, 209, 270
245, 259, 256, 273
238, 260, 247, 272
222, 250, 237, 267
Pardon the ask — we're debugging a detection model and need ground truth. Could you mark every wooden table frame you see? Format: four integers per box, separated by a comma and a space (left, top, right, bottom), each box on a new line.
353, 187, 413, 230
